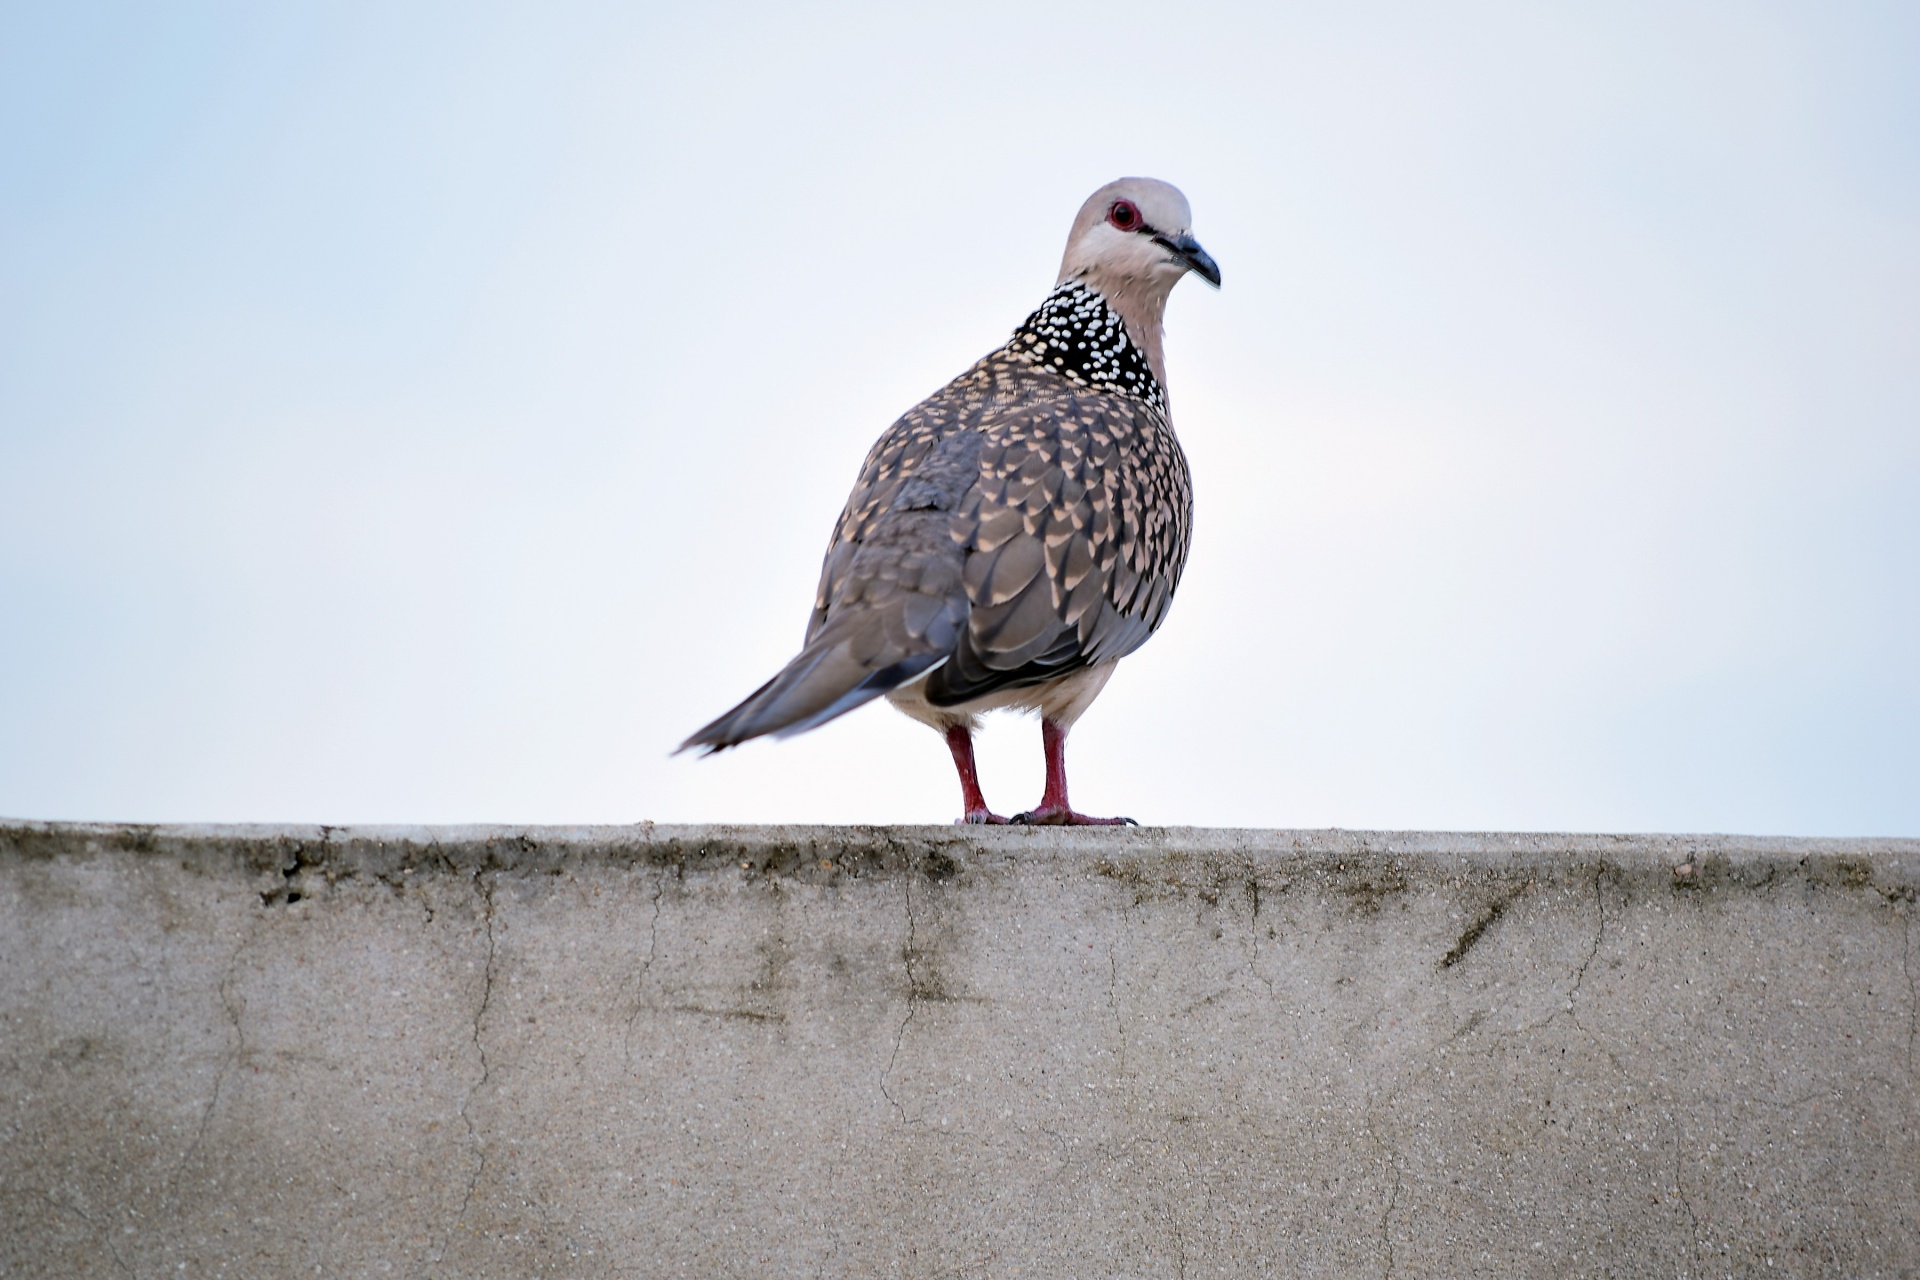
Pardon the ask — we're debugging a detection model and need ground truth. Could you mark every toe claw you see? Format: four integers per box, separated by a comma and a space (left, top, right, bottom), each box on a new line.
1010, 807, 1135, 827
957, 810, 1010, 825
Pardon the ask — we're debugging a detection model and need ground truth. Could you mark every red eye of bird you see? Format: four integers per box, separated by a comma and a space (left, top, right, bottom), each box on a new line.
1107, 199, 1140, 231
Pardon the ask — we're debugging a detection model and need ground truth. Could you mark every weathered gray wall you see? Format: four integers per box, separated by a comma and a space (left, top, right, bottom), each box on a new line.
1, 821, 1916, 1278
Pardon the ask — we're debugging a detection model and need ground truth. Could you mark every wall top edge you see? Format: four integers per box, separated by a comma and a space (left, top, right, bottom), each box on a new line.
2, 819, 1915, 892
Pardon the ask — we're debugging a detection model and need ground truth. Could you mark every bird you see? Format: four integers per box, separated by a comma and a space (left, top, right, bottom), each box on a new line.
679, 177, 1219, 825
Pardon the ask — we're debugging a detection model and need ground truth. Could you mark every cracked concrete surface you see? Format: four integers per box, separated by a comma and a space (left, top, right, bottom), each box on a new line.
439, 871, 498, 1268
2, 822, 1917, 1278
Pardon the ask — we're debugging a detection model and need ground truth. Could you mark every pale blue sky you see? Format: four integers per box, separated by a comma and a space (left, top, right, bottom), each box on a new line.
2, 2, 1915, 833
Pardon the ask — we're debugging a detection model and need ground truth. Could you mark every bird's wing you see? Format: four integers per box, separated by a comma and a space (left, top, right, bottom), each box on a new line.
924, 375, 1192, 707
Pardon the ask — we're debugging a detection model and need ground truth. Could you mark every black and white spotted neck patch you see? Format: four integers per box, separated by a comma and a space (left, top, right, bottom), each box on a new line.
1006, 281, 1166, 413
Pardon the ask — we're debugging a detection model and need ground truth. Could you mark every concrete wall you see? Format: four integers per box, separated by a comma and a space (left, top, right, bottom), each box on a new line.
2, 821, 1916, 1278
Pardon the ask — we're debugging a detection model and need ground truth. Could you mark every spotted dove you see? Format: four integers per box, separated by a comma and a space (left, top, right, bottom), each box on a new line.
680, 178, 1219, 824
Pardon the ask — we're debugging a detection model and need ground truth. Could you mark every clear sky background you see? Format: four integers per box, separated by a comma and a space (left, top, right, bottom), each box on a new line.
2, 2, 1915, 834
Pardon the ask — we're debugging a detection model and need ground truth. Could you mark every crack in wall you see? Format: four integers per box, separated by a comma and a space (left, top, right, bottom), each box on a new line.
1543, 869, 1636, 1081
1356, 1068, 1411, 1280
1671, 1131, 1703, 1275
28, 1190, 133, 1278
434, 872, 497, 1268
621, 875, 666, 1074
1369, 1129, 1403, 1280
1358, 869, 1608, 1277
1234, 869, 1280, 999
1903, 910, 1916, 1077
1566, 866, 1606, 1019
879, 871, 918, 1123
811, 1144, 849, 1280
1106, 909, 1130, 1083
175, 925, 252, 1190
1163, 1196, 1190, 1280
1509, 867, 1612, 1038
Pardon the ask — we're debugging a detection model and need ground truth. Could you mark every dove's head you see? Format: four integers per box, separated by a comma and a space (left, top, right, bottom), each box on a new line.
1057, 177, 1219, 298
1055, 177, 1218, 389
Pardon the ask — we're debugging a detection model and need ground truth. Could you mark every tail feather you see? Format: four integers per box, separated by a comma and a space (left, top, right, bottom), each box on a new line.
681, 491, 970, 754
677, 636, 946, 755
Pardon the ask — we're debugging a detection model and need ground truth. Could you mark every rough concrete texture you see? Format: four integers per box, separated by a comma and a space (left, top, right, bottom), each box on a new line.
1, 821, 1917, 1278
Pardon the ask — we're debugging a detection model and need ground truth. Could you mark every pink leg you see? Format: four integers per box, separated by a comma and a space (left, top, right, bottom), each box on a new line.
946, 725, 1008, 825
1014, 719, 1136, 826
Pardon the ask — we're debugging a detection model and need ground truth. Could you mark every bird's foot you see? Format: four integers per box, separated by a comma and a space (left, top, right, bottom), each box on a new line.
1012, 806, 1138, 827
956, 809, 1012, 825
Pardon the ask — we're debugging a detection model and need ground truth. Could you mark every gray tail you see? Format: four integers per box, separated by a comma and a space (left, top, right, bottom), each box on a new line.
677, 638, 945, 755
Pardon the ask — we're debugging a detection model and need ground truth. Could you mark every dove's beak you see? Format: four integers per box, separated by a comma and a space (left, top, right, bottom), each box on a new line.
1156, 232, 1221, 288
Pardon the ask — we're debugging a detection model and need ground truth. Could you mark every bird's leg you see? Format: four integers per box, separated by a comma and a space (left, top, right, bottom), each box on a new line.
1014, 718, 1137, 826
945, 724, 1008, 825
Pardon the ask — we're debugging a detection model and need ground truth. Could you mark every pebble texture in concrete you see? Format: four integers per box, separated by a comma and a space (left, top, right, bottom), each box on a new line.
1, 821, 1917, 1278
